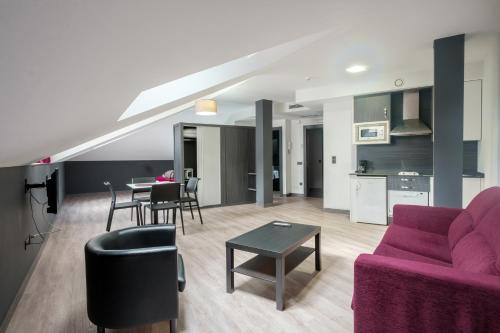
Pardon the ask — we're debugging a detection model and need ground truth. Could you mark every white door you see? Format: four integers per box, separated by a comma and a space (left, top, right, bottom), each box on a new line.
351, 177, 387, 225
196, 126, 221, 207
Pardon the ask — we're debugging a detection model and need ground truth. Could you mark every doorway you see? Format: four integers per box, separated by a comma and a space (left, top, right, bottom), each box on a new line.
304, 125, 323, 198
272, 127, 283, 196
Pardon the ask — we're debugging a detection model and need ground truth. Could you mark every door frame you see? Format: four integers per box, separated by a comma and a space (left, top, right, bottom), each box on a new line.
273, 127, 283, 196
303, 124, 323, 197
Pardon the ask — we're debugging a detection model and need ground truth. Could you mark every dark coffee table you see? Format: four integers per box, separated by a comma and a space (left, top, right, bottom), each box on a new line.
226, 221, 321, 310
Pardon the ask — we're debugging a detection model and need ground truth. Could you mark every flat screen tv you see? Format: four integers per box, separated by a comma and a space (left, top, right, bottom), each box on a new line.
46, 169, 58, 214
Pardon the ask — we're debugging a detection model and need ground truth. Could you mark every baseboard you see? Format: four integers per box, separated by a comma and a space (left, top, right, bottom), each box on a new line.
288, 193, 305, 197
323, 208, 350, 215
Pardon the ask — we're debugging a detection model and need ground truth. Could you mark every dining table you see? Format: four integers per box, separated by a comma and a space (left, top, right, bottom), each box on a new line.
125, 181, 183, 224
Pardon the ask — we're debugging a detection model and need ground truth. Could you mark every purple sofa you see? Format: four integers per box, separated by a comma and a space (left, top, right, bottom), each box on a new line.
353, 187, 500, 333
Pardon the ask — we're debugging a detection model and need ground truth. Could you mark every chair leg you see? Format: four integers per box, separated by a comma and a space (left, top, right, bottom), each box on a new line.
106, 207, 114, 232
135, 206, 140, 226
139, 205, 144, 225
169, 319, 177, 333
196, 199, 203, 224
179, 206, 185, 235
173, 208, 177, 225
163, 209, 166, 223
130, 192, 134, 221
144, 206, 147, 224
167, 209, 170, 223
97, 326, 105, 333
188, 201, 194, 219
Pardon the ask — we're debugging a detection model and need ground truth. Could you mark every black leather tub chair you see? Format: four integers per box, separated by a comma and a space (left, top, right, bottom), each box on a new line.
85, 225, 185, 333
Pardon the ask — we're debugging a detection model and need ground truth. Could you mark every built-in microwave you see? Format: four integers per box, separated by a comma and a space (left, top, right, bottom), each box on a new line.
353, 121, 390, 145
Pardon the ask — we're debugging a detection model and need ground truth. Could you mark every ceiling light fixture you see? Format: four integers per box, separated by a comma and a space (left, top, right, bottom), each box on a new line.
346, 65, 367, 73
195, 99, 217, 116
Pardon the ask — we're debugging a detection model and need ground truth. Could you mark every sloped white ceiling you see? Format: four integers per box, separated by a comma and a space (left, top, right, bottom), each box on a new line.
1, 0, 500, 166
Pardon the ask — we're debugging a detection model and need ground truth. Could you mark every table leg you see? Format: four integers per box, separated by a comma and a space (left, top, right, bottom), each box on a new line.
276, 256, 285, 311
226, 247, 234, 293
315, 232, 321, 271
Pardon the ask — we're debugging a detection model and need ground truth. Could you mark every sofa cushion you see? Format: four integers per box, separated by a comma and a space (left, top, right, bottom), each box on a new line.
380, 224, 452, 263
451, 231, 499, 275
374, 243, 452, 267
465, 187, 500, 227
448, 211, 474, 250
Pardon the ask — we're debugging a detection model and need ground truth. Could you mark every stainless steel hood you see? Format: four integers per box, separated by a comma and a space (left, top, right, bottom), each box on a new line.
390, 91, 432, 136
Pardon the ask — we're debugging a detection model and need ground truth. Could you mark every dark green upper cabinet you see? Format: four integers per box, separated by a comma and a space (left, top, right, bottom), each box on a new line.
354, 93, 391, 123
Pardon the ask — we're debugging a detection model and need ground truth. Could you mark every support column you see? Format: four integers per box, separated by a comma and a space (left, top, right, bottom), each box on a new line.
256, 99, 273, 207
433, 34, 464, 208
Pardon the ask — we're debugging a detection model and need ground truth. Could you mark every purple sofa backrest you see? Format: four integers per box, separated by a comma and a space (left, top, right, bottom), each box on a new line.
449, 187, 500, 275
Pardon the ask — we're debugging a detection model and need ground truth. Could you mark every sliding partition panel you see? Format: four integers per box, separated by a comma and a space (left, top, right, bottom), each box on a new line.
173, 123, 184, 183
196, 126, 221, 207
221, 127, 255, 205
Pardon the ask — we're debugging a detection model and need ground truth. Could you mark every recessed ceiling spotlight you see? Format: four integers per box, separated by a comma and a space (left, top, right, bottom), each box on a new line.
346, 65, 367, 73
305, 76, 312, 81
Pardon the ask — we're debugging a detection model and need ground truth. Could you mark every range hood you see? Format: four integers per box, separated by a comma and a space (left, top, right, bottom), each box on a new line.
390, 91, 432, 136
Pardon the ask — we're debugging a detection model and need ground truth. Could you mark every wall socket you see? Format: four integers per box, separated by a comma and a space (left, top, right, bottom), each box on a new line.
331, 156, 336, 164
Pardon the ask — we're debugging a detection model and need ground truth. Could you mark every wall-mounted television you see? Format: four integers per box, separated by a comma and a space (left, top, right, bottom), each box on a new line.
46, 169, 58, 214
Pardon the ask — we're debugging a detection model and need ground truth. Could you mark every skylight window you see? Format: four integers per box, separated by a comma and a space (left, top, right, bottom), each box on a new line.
118, 31, 328, 121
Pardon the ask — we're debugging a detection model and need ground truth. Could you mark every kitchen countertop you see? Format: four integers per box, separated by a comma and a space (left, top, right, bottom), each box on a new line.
349, 171, 485, 178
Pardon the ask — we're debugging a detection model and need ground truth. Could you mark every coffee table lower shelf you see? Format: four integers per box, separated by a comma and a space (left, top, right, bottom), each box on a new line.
232, 246, 315, 283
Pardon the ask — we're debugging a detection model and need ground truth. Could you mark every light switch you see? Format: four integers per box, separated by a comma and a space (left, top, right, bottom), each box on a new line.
332, 156, 336, 164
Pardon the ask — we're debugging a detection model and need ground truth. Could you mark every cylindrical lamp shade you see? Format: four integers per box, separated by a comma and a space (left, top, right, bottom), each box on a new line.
195, 99, 217, 116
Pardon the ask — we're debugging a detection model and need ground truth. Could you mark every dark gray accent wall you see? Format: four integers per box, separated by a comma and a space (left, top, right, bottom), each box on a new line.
65, 160, 173, 194
357, 136, 434, 174
255, 100, 273, 207
357, 137, 478, 176
433, 34, 464, 208
0, 163, 64, 328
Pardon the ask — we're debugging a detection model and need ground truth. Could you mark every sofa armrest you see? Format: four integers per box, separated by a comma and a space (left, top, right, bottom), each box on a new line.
353, 254, 500, 333
392, 204, 463, 235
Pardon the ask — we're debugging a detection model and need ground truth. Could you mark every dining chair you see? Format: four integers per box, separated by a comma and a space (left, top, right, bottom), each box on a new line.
104, 181, 143, 232
178, 177, 203, 224
143, 183, 186, 235
130, 176, 155, 221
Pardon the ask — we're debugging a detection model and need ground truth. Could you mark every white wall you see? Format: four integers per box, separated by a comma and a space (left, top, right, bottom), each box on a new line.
289, 117, 323, 194
71, 101, 254, 161
323, 97, 356, 210
478, 34, 500, 187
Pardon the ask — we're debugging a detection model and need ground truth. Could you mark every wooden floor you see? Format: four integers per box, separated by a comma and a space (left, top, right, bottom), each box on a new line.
6, 193, 386, 333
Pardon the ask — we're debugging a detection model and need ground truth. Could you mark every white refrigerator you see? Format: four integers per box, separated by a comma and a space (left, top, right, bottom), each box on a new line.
350, 176, 387, 225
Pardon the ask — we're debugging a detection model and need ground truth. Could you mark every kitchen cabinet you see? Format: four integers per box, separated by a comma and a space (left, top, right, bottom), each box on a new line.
388, 191, 429, 217
464, 80, 482, 141
429, 176, 483, 208
354, 93, 391, 123
350, 176, 387, 225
